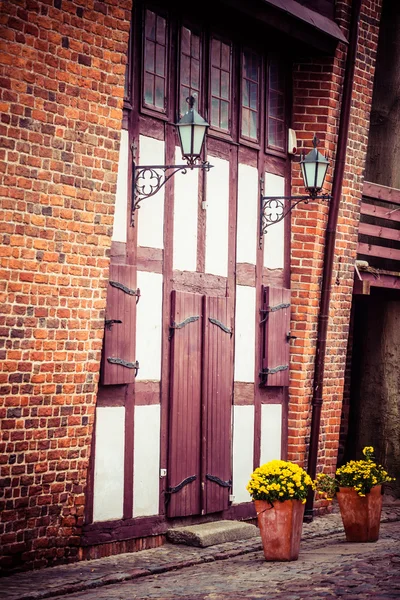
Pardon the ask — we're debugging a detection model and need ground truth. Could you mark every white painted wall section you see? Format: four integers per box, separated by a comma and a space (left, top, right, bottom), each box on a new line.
263, 172, 285, 269
232, 405, 254, 504
260, 404, 282, 464
138, 136, 165, 249
237, 163, 258, 265
234, 285, 256, 382
173, 146, 198, 272
93, 407, 125, 522
112, 129, 128, 243
205, 155, 229, 276
133, 404, 161, 517
136, 271, 163, 381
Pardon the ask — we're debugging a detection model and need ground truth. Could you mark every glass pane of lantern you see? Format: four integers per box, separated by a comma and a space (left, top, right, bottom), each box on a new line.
303, 160, 317, 190
192, 125, 206, 155
316, 160, 328, 189
178, 125, 192, 156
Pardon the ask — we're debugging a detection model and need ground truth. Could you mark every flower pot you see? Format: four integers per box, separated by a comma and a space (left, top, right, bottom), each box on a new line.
337, 484, 382, 542
254, 498, 305, 561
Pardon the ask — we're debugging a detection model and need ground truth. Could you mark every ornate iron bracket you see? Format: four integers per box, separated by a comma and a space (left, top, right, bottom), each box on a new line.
259, 177, 331, 246
131, 144, 213, 226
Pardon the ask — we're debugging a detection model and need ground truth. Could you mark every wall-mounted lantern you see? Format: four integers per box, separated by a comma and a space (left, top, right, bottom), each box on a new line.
260, 136, 332, 244
131, 95, 212, 225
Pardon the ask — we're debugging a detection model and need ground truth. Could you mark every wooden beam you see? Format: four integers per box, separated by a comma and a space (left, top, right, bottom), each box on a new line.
358, 242, 400, 262
356, 271, 400, 290
358, 221, 400, 242
353, 278, 370, 295
363, 181, 400, 206
360, 202, 400, 223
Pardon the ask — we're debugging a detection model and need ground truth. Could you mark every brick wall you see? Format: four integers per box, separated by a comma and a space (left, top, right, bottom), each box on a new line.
288, 0, 382, 508
0, 0, 131, 571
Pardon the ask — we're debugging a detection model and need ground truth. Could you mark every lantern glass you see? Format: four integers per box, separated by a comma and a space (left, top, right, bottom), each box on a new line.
176, 96, 209, 165
300, 142, 329, 196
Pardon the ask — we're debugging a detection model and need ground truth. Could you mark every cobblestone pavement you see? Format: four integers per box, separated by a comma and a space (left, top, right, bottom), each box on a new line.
1, 504, 400, 600
48, 521, 400, 600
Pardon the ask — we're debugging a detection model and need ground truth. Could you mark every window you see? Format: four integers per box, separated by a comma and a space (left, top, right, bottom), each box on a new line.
142, 9, 168, 114
267, 58, 286, 151
210, 38, 232, 132
179, 26, 201, 117
241, 49, 261, 142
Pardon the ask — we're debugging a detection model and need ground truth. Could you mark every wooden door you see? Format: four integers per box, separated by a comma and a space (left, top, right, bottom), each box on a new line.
260, 286, 291, 387
202, 296, 232, 514
167, 290, 203, 517
167, 291, 232, 517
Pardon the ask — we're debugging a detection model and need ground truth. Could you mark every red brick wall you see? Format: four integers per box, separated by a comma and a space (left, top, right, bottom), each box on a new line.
288, 0, 382, 506
0, 0, 131, 571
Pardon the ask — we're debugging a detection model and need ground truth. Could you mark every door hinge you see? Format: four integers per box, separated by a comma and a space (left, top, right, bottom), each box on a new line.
169, 315, 199, 340
107, 358, 139, 377
109, 280, 141, 303
206, 474, 232, 488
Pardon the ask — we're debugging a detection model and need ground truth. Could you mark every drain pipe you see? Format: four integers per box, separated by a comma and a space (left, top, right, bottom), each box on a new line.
304, 0, 363, 520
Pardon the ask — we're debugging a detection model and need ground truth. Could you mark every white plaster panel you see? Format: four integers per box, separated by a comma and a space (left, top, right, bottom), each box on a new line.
260, 404, 282, 465
237, 163, 258, 265
205, 155, 229, 276
133, 404, 161, 517
173, 146, 198, 272
263, 172, 285, 269
112, 129, 128, 243
232, 405, 254, 504
136, 271, 163, 381
138, 136, 165, 249
93, 407, 125, 522
234, 285, 256, 382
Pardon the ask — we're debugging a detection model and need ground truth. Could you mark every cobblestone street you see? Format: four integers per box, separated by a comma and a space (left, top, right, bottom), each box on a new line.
2, 509, 399, 600
50, 521, 400, 600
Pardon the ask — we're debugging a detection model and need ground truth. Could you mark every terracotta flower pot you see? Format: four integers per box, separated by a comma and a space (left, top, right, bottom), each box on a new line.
336, 484, 382, 542
254, 498, 305, 561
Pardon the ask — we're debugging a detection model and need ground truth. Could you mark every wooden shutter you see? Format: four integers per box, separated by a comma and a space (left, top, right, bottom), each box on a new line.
202, 296, 232, 514
260, 286, 291, 387
167, 290, 202, 518
101, 264, 138, 385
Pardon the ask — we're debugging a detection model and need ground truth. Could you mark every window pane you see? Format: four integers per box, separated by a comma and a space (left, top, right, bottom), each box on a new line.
143, 10, 167, 113
221, 42, 230, 71
211, 39, 221, 66
179, 27, 201, 117
211, 98, 220, 127
242, 108, 249, 138
267, 57, 285, 150
144, 74, 154, 105
155, 76, 165, 109
181, 26, 190, 55
211, 66, 220, 96
146, 10, 156, 41
250, 111, 257, 140
210, 38, 231, 132
241, 49, 260, 142
156, 45, 165, 76
220, 101, 229, 130
249, 82, 257, 109
221, 71, 230, 100
242, 80, 249, 108
156, 15, 166, 44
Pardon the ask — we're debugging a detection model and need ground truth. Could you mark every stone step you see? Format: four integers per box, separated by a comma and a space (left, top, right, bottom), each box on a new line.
166, 520, 259, 548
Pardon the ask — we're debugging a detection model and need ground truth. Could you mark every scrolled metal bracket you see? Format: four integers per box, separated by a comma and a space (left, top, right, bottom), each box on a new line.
131, 144, 213, 226
259, 177, 331, 247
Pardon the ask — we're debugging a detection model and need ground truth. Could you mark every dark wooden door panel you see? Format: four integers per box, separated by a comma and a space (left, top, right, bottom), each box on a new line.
167, 290, 203, 518
261, 286, 291, 387
101, 264, 137, 385
202, 296, 232, 514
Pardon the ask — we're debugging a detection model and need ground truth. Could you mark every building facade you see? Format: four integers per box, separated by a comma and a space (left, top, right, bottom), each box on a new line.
0, 0, 388, 572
